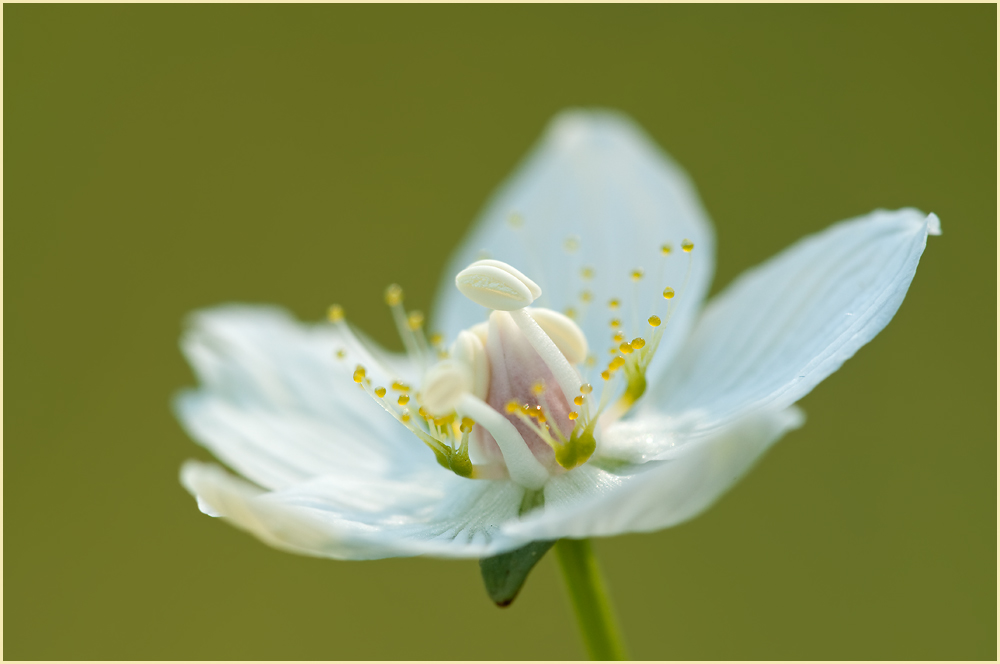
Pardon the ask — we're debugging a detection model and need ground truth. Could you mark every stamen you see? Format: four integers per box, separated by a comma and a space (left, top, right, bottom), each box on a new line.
663, 287, 675, 300
352, 366, 366, 383
384, 284, 426, 367
682, 239, 694, 253
327, 304, 345, 323
374, 386, 387, 398
648, 315, 661, 327
458, 393, 548, 489
397, 394, 410, 405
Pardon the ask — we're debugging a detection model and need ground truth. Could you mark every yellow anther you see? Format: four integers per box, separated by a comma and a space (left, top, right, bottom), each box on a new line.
533, 406, 546, 423
437, 349, 449, 359
580, 383, 593, 394
401, 409, 412, 423
610, 356, 625, 370
327, 304, 345, 323
608, 298, 621, 310
581, 266, 595, 280
374, 386, 386, 398
428, 333, 443, 347
384, 284, 403, 306
585, 355, 596, 368
397, 394, 410, 405
418, 406, 430, 418
619, 342, 633, 354
630, 268, 644, 281
564, 235, 581, 252
532, 382, 546, 395
391, 381, 411, 392
609, 346, 619, 356
352, 366, 366, 383
564, 307, 577, 319
580, 290, 594, 303
660, 243, 672, 255
506, 401, 519, 413
609, 318, 621, 328
663, 287, 675, 300
682, 239, 694, 253
568, 411, 579, 421
406, 310, 424, 330
601, 370, 612, 381
648, 315, 662, 327
631, 337, 646, 350
573, 395, 584, 406
460, 417, 475, 433
508, 212, 524, 228
335, 348, 346, 359
613, 331, 625, 343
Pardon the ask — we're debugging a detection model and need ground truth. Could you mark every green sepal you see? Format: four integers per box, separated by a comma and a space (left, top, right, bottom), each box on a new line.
479, 539, 556, 607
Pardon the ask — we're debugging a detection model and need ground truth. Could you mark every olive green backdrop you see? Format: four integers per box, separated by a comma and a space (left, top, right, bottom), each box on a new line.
5, 5, 995, 660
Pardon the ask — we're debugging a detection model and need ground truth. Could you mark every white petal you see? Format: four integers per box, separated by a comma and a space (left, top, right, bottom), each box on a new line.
432, 109, 715, 386
642, 209, 939, 432
177, 305, 428, 489
504, 407, 804, 541
181, 460, 534, 559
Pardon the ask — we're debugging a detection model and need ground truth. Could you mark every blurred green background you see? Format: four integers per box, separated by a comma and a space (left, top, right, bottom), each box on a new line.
5, 5, 995, 660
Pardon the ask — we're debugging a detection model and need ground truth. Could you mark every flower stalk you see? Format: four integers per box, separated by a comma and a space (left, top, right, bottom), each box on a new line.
555, 539, 629, 661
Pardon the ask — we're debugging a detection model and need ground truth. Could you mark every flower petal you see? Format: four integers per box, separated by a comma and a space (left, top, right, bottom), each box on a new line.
177, 305, 428, 489
642, 209, 940, 432
503, 407, 804, 541
432, 109, 716, 387
181, 460, 535, 559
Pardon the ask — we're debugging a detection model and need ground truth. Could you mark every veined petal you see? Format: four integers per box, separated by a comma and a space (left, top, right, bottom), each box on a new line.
177, 305, 427, 490
432, 109, 715, 387
181, 461, 534, 559
642, 209, 940, 431
504, 407, 804, 541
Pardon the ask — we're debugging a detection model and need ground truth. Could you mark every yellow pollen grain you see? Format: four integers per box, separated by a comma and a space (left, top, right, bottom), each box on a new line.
391, 381, 411, 392
619, 342, 633, 354
564, 307, 577, 319
631, 337, 646, 350
581, 266, 595, 280
608, 298, 621, 310
428, 333, 443, 347
397, 394, 410, 405
327, 304, 345, 323
601, 370, 612, 381
681, 239, 694, 253
648, 315, 661, 327
401, 410, 411, 423
608, 346, 619, 356
631, 268, 644, 281
663, 287, 675, 300
418, 406, 429, 418
506, 401, 519, 413
384, 284, 403, 306
407, 310, 424, 330
335, 348, 346, 359
580, 383, 593, 394
573, 395, 584, 406
374, 386, 386, 398
580, 290, 594, 303
460, 417, 475, 433
610, 356, 625, 370
660, 244, 672, 255
568, 411, 579, 421
352, 366, 366, 383
610, 318, 621, 328
532, 382, 546, 395
613, 331, 625, 343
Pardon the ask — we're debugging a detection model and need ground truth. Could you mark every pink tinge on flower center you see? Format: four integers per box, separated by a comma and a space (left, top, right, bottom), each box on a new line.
472, 310, 575, 473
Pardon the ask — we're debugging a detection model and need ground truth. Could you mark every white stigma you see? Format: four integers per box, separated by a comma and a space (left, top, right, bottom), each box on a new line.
455, 260, 541, 311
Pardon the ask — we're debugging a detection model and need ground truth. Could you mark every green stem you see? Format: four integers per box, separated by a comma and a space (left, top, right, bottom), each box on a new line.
554, 538, 629, 660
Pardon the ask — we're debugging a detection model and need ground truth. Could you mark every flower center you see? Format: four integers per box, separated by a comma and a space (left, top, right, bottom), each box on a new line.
326, 236, 695, 489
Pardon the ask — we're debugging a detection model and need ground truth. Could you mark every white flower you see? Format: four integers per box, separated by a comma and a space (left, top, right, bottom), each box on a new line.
177, 109, 940, 561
